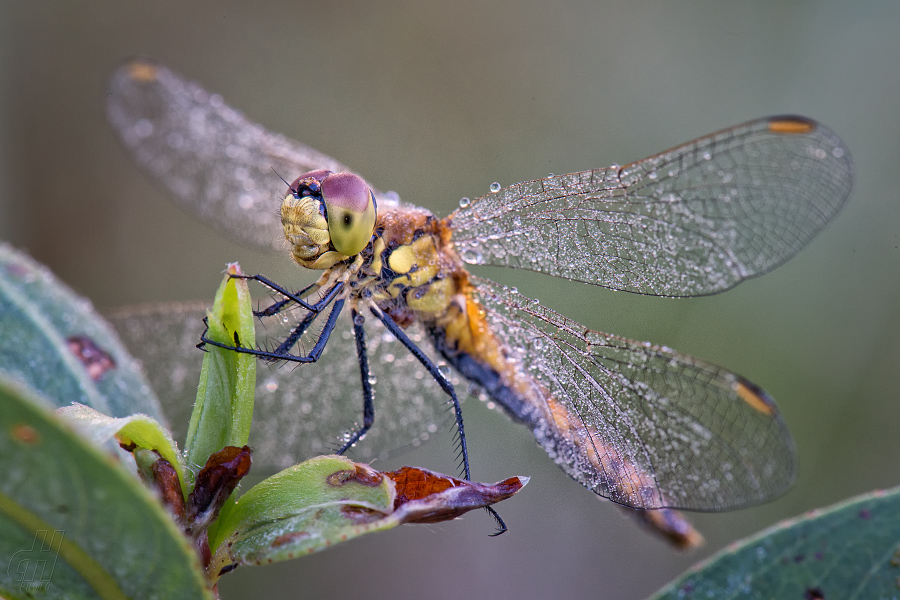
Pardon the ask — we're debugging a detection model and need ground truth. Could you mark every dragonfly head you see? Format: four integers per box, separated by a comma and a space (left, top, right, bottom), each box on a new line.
281, 170, 377, 269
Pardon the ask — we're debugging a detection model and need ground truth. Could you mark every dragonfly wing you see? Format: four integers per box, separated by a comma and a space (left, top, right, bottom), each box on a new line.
452, 116, 853, 296
470, 276, 795, 511
108, 302, 453, 471
106, 58, 386, 252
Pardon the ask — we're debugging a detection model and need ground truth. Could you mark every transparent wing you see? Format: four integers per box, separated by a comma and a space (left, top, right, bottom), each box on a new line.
106, 58, 389, 252
472, 276, 795, 510
108, 302, 455, 471
452, 116, 853, 297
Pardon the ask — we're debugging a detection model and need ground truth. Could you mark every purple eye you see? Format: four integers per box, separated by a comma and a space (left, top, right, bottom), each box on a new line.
319, 172, 377, 256
320, 173, 371, 214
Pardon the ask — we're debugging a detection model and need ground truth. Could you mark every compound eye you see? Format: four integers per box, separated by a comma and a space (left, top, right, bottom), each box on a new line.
320, 172, 377, 256
289, 169, 332, 198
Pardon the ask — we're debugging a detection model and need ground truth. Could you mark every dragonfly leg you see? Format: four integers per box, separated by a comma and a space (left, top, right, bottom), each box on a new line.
250, 283, 346, 360
232, 273, 335, 314
335, 308, 375, 454
250, 279, 319, 318
370, 306, 471, 481
485, 506, 507, 536
369, 307, 508, 535
265, 306, 320, 361
199, 297, 345, 364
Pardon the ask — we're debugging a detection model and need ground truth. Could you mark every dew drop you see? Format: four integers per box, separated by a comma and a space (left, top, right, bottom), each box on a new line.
832, 147, 844, 159
382, 191, 400, 205
489, 182, 501, 193
461, 248, 484, 264
134, 119, 154, 138
354, 314, 365, 326
459, 197, 471, 208
438, 364, 452, 379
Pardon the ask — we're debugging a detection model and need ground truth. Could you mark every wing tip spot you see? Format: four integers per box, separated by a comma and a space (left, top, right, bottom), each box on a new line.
126, 58, 159, 83
734, 376, 777, 416
767, 116, 816, 135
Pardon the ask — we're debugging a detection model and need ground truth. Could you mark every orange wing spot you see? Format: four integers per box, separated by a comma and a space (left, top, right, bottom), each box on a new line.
767, 117, 816, 135
126, 59, 159, 83
734, 377, 776, 416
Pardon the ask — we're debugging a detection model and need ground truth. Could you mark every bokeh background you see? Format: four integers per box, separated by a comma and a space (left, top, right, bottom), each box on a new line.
2, 2, 899, 598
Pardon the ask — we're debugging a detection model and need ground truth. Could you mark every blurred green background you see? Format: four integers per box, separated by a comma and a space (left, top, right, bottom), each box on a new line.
2, 1, 898, 598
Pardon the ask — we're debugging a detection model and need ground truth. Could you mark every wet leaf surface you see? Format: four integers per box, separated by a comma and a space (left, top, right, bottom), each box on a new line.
0, 374, 210, 600
0, 243, 164, 423
650, 486, 900, 599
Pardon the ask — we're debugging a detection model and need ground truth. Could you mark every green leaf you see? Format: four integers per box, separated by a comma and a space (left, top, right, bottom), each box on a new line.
0, 373, 210, 600
208, 455, 395, 575
207, 456, 527, 578
649, 486, 900, 599
184, 265, 256, 478
57, 403, 186, 497
0, 243, 165, 423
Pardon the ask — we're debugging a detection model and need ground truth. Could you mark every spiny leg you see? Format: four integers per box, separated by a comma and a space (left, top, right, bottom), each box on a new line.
369, 306, 471, 480
266, 307, 319, 361
200, 296, 345, 364
335, 308, 375, 455
252, 280, 319, 318
230, 273, 340, 315
250, 281, 345, 359
369, 306, 507, 535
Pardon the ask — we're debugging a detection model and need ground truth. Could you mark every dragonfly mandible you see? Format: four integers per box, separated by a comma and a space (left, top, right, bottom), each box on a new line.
106, 59, 853, 543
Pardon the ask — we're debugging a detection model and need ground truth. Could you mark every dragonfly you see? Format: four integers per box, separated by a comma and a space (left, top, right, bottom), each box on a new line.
106, 58, 853, 544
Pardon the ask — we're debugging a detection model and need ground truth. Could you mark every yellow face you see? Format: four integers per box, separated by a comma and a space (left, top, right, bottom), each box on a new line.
281, 170, 377, 269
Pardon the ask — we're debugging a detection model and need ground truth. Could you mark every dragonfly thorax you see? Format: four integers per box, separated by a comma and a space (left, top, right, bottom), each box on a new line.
281, 170, 377, 270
